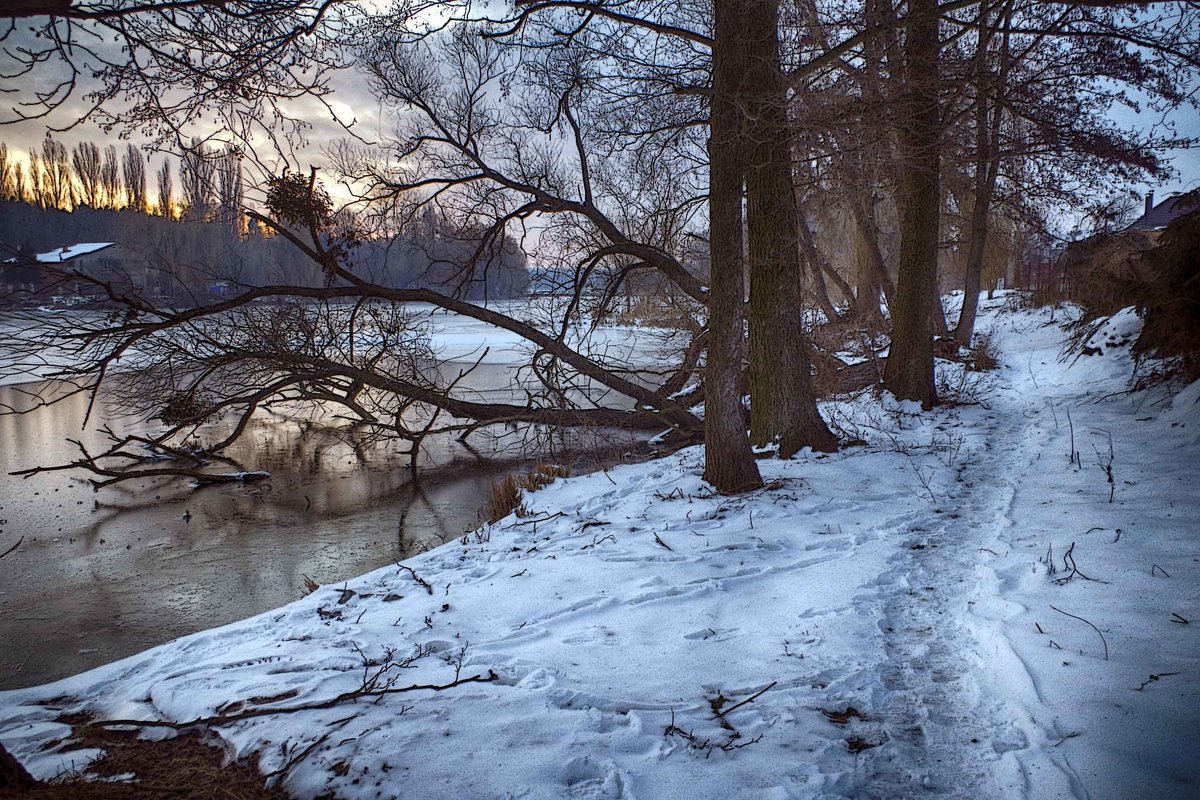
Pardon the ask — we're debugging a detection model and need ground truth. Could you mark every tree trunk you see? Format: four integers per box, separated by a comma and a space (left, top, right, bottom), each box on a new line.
803, 232, 841, 324
954, 184, 991, 348
852, 197, 895, 317
705, 0, 762, 493
930, 270, 948, 337
954, 5, 1007, 348
883, 0, 940, 408
743, 0, 836, 457
797, 211, 853, 315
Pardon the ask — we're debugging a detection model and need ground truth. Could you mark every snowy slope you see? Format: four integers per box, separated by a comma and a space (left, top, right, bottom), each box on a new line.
0, 295, 1196, 799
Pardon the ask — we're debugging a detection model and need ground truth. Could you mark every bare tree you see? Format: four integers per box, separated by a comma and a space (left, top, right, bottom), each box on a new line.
71, 141, 103, 207
180, 141, 217, 222
948, 0, 1198, 346
0, 143, 14, 202
217, 146, 246, 237
26, 152, 46, 209
123, 144, 149, 214
155, 157, 174, 218
707, 0, 765, 491
744, 0, 837, 456
39, 135, 73, 210
2, 1, 355, 163
100, 144, 122, 209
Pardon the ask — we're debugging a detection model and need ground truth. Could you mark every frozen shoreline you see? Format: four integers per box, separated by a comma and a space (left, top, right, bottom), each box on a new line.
1, 296, 1197, 799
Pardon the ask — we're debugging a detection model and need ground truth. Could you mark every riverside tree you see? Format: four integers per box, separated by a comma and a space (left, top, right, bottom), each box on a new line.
2, 0, 1198, 493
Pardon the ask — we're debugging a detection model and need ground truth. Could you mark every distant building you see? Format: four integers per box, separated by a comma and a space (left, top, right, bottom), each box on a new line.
0, 245, 39, 298
1126, 191, 1196, 233
2, 242, 154, 301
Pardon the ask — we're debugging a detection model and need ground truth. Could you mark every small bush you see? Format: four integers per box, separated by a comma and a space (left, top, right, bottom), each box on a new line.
484, 474, 524, 524
483, 464, 570, 524
969, 333, 1000, 371
1133, 193, 1200, 381
517, 463, 571, 491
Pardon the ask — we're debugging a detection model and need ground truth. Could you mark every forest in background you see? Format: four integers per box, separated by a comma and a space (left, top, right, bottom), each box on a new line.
0, 138, 529, 301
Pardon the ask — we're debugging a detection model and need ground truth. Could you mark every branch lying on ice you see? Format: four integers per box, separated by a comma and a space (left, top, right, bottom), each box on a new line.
9, 436, 267, 491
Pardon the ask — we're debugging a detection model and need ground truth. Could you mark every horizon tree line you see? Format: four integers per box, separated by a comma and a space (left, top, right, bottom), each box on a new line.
0, 137, 247, 233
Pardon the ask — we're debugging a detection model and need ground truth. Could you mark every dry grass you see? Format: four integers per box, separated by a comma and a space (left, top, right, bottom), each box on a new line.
611, 297, 700, 330
518, 463, 570, 491
0, 717, 291, 800
483, 474, 524, 524
968, 333, 1000, 371
483, 464, 571, 524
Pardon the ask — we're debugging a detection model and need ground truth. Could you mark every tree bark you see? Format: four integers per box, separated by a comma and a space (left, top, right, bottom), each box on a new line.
883, 0, 940, 408
743, 0, 836, 457
705, 0, 762, 492
954, 180, 992, 348
929, 269, 948, 337
954, 4, 1008, 348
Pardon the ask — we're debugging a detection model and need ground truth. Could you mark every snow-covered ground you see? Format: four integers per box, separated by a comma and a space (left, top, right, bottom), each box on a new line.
1, 295, 1196, 799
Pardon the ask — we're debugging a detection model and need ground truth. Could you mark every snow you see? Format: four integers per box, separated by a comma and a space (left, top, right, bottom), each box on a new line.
33, 242, 116, 263
1, 295, 1197, 798
415, 301, 679, 368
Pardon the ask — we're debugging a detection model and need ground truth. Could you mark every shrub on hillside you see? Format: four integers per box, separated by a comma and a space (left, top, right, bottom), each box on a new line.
1133, 191, 1200, 381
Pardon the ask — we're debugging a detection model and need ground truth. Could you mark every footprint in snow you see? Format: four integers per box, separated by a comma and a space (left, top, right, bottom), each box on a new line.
563, 756, 627, 799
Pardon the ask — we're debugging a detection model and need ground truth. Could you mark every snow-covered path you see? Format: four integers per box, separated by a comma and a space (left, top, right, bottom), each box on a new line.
1, 297, 1196, 799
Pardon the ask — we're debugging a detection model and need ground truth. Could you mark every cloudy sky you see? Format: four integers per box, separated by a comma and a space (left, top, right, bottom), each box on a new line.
1, 6, 1197, 211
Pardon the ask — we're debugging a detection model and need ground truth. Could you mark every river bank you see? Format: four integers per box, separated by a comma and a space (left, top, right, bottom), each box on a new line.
4, 295, 1197, 799
0, 374, 652, 690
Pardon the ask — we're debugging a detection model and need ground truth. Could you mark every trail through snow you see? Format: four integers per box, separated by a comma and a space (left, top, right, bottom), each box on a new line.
1, 295, 1196, 799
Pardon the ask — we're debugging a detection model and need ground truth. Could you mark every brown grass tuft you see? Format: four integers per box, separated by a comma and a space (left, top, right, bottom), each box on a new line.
968, 333, 1000, 371
517, 463, 570, 491
483, 464, 571, 524
0, 718, 291, 800
484, 474, 524, 524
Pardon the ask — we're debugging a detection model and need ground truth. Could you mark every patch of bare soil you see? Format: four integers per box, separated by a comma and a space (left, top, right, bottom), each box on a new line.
0, 717, 292, 800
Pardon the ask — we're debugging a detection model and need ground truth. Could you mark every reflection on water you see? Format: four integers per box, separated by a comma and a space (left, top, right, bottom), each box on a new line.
0, 372, 646, 690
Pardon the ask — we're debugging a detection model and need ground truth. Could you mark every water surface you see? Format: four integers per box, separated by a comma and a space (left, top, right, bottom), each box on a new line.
0, 374, 646, 690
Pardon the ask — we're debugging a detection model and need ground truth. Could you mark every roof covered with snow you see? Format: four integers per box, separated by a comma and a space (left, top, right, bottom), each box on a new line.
35, 242, 116, 263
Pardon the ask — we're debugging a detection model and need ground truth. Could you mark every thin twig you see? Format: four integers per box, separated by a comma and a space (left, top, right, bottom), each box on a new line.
0, 537, 23, 560
716, 681, 777, 719
1049, 605, 1108, 660
395, 563, 433, 595
1136, 672, 1181, 691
